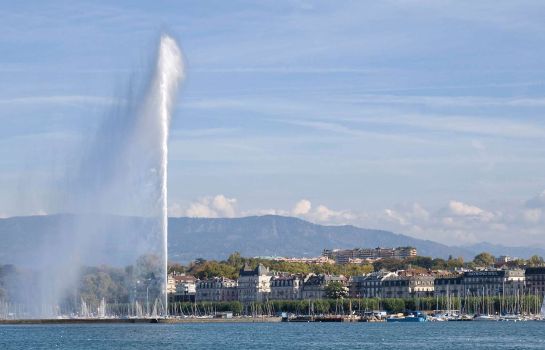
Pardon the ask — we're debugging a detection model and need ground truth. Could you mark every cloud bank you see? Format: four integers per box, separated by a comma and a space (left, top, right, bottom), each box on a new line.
170, 190, 545, 248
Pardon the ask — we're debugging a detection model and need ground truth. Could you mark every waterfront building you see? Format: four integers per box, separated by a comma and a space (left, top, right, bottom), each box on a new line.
269, 274, 304, 300
196, 277, 238, 302
382, 272, 434, 298
349, 271, 397, 298
167, 273, 197, 302
172, 275, 197, 302
237, 263, 272, 304
301, 274, 348, 300
502, 269, 526, 295
462, 269, 525, 297
434, 274, 464, 297
322, 247, 417, 264
525, 267, 545, 296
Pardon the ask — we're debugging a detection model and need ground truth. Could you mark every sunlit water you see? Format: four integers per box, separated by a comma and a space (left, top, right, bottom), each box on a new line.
1, 322, 544, 349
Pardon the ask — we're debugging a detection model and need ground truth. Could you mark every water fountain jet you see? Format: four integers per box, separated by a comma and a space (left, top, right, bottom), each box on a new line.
1, 35, 185, 319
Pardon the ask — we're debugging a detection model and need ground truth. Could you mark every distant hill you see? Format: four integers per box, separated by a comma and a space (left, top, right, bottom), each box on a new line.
167, 215, 476, 262
0, 214, 544, 265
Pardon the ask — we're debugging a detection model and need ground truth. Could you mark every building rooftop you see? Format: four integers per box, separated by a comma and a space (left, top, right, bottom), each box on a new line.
239, 263, 270, 277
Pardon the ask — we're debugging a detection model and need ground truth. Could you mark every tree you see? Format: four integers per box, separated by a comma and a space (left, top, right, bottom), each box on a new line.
528, 255, 544, 267
168, 263, 186, 274
432, 258, 448, 270
373, 258, 405, 272
404, 256, 433, 269
227, 252, 244, 267
382, 298, 405, 313
188, 261, 238, 280
446, 256, 464, 269
513, 258, 527, 267
473, 252, 495, 267
324, 281, 348, 299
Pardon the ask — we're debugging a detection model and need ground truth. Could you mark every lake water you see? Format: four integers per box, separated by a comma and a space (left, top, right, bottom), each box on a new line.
1, 322, 544, 349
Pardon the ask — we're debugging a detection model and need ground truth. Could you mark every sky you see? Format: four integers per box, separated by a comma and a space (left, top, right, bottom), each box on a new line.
1, 1, 545, 248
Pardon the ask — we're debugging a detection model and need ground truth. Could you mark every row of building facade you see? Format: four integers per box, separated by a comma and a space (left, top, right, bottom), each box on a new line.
167, 266, 545, 304
322, 247, 417, 264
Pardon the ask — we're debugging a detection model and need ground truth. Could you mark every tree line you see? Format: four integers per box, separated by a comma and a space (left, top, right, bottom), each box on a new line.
168, 251, 545, 281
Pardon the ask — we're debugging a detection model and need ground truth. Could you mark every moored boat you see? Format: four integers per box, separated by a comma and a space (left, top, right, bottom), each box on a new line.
386, 311, 427, 323
473, 314, 498, 321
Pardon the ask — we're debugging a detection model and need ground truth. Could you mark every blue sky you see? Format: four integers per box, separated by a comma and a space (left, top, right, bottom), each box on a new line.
1, 1, 545, 247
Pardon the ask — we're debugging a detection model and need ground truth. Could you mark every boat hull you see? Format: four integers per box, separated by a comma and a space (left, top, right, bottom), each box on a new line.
387, 317, 427, 323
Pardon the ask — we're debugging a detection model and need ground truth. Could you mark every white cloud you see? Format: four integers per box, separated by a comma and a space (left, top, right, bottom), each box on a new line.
292, 199, 312, 215
291, 199, 354, 223
186, 201, 217, 218
385, 208, 408, 226
384, 203, 429, 227
448, 200, 483, 216
212, 195, 237, 217
168, 202, 185, 217
364, 196, 545, 247
411, 203, 430, 221
175, 194, 545, 248
313, 205, 354, 222
185, 195, 238, 218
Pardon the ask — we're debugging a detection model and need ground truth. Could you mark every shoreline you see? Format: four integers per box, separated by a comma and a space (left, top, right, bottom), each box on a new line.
0, 317, 282, 325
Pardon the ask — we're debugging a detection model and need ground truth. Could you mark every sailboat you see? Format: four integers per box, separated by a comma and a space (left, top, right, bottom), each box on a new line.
472, 287, 498, 321
531, 295, 545, 321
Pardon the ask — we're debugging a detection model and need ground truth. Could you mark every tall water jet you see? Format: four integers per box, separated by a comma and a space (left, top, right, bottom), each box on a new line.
2, 35, 185, 318
155, 35, 184, 312
101, 33, 184, 315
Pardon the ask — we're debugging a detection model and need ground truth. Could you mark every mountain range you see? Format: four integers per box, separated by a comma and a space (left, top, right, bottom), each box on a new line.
0, 214, 544, 265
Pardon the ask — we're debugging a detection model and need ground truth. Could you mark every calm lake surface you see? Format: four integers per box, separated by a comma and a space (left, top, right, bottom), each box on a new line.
1, 322, 544, 349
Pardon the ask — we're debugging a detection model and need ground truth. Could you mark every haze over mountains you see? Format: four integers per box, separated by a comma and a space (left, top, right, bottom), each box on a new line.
0, 214, 544, 265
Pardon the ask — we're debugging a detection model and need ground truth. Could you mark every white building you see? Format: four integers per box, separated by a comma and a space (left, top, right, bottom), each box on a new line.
270, 274, 304, 300
237, 264, 271, 304
196, 277, 238, 302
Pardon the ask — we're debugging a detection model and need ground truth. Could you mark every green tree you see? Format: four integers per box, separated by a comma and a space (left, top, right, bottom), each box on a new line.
405, 256, 433, 269
382, 298, 405, 313
168, 263, 186, 274
227, 252, 244, 267
432, 258, 448, 270
446, 256, 464, 269
324, 281, 348, 299
373, 258, 405, 272
473, 252, 495, 267
528, 255, 544, 267
513, 258, 527, 267
188, 261, 238, 280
